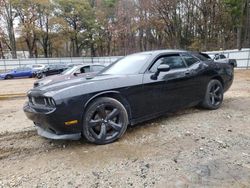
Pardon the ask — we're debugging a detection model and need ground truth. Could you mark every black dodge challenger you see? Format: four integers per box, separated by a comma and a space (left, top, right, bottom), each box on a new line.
24, 50, 234, 144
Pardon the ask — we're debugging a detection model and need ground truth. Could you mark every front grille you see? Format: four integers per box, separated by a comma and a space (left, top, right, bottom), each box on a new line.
29, 96, 56, 107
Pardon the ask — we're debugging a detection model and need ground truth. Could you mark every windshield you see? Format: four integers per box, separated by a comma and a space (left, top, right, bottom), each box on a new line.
101, 54, 151, 75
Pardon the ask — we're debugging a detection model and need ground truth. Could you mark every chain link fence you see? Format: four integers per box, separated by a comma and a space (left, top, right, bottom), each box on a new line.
205, 49, 250, 68
0, 49, 249, 72
0, 56, 122, 72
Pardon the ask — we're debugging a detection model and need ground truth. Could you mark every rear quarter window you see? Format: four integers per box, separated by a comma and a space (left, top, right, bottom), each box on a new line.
193, 53, 211, 61
181, 54, 200, 67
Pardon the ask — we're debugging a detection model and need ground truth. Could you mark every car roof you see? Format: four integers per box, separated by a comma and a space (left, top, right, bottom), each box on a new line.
132, 49, 188, 56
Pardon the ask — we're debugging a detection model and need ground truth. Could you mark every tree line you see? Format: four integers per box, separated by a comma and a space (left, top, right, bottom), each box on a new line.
0, 0, 249, 59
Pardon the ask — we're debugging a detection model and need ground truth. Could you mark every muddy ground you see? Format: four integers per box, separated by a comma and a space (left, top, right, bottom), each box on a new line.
0, 70, 250, 188
0, 78, 35, 95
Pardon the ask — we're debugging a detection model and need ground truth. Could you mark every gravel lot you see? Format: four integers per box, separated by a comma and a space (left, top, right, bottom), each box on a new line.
0, 78, 35, 95
0, 70, 250, 188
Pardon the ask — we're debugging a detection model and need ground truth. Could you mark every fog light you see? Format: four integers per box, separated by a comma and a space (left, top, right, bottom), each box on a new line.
65, 120, 78, 126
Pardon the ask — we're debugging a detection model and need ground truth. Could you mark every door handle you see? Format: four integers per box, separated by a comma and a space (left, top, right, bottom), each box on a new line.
185, 71, 190, 75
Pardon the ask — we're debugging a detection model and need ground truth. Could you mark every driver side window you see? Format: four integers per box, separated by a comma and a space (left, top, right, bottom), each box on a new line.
80, 66, 90, 73
75, 66, 91, 74
181, 54, 200, 66
150, 54, 186, 73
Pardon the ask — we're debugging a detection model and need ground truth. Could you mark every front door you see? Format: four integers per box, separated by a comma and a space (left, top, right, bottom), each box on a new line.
141, 54, 197, 117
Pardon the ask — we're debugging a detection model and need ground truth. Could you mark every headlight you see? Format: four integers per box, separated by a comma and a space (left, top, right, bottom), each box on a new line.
29, 96, 56, 107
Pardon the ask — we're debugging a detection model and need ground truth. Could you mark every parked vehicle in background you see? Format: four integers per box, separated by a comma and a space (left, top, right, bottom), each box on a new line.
27, 64, 46, 72
0, 67, 34, 79
27, 64, 47, 78
61, 64, 105, 75
208, 53, 237, 68
24, 50, 235, 145
213, 53, 227, 60
34, 64, 106, 88
36, 64, 68, 79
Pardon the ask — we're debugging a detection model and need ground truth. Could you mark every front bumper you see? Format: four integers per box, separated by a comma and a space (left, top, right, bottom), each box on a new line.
0, 74, 6, 79
23, 102, 82, 139
37, 126, 81, 140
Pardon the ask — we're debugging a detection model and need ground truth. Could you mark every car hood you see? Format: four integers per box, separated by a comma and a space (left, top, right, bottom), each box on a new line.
40, 74, 123, 91
34, 73, 96, 87
29, 74, 143, 100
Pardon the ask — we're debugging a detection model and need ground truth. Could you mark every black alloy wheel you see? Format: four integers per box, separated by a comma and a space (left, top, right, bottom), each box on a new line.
36, 73, 42, 79
83, 97, 128, 145
37, 73, 45, 79
209, 83, 222, 106
201, 79, 223, 110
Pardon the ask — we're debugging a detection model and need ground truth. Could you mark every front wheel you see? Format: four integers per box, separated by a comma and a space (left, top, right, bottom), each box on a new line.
201, 79, 224, 110
83, 97, 128, 145
5, 74, 13, 79
37, 73, 45, 79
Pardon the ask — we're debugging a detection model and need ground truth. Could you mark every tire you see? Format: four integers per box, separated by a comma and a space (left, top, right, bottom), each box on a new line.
37, 73, 45, 79
83, 97, 128, 145
201, 79, 224, 110
5, 74, 13, 79
36, 73, 42, 79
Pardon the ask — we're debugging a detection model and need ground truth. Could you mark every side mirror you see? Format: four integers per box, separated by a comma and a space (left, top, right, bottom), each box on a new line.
151, 64, 170, 80
73, 72, 81, 76
157, 64, 170, 72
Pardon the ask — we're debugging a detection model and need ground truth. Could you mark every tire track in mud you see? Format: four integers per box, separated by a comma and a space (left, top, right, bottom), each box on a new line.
0, 130, 82, 160
0, 130, 38, 160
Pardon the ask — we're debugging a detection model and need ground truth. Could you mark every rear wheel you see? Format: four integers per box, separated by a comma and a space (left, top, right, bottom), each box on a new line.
83, 97, 128, 145
201, 79, 224, 110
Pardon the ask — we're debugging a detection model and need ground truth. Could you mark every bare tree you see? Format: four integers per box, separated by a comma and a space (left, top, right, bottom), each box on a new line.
0, 0, 17, 58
